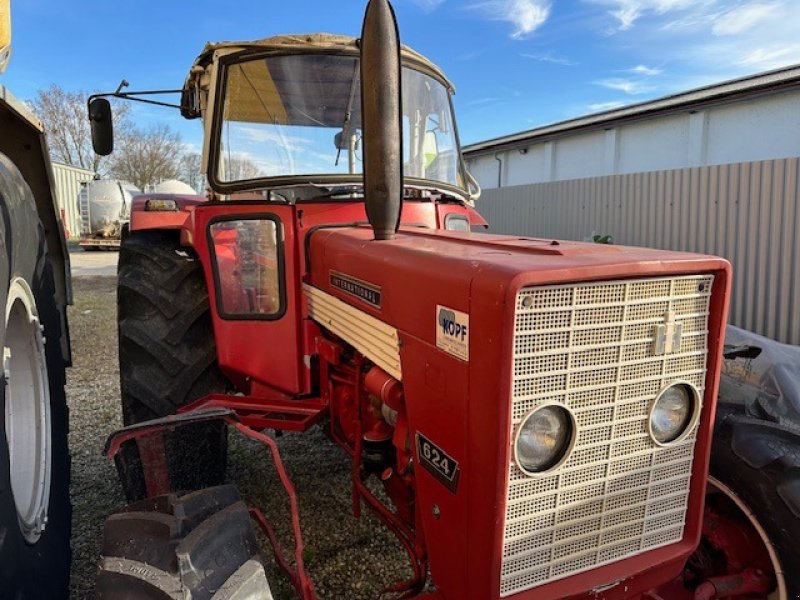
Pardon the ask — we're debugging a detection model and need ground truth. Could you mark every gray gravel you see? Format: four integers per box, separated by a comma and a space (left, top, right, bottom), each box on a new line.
67, 276, 412, 599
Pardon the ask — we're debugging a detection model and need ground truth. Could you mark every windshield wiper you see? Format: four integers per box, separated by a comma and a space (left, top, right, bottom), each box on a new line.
311, 185, 366, 200
312, 184, 464, 202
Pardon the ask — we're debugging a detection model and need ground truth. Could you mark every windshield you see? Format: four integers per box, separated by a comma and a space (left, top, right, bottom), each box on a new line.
217, 53, 464, 190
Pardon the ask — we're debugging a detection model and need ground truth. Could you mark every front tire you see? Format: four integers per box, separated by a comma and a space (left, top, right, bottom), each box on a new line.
96, 485, 273, 599
708, 403, 797, 598
0, 154, 71, 597
117, 229, 228, 501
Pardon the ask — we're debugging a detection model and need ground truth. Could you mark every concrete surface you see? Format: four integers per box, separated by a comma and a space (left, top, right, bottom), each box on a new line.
69, 248, 118, 277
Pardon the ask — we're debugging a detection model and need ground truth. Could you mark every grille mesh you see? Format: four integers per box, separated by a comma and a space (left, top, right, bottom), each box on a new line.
501, 275, 713, 596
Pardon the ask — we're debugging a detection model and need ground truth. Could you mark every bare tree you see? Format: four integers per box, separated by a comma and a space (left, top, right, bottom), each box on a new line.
179, 152, 204, 193
179, 152, 262, 192
223, 154, 262, 181
109, 124, 184, 190
30, 84, 129, 172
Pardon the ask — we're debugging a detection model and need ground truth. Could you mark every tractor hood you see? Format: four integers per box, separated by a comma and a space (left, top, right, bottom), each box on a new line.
306, 226, 729, 349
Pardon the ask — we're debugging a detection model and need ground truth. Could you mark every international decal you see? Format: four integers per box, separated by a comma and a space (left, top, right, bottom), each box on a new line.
330, 270, 382, 308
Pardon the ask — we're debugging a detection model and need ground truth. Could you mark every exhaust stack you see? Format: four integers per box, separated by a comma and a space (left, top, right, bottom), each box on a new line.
360, 0, 403, 241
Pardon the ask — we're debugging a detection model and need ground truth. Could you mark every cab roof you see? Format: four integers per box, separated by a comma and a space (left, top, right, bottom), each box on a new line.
185, 33, 454, 93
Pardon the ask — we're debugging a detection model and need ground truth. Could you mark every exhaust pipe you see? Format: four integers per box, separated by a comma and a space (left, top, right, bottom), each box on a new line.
360, 0, 403, 241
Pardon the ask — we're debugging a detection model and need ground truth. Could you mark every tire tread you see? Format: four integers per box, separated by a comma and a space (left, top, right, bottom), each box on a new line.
116, 229, 228, 500
97, 486, 271, 600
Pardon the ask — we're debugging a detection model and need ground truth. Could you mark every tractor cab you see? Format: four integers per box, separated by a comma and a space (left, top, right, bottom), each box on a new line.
181, 34, 479, 206
145, 33, 486, 396
87, 27, 487, 400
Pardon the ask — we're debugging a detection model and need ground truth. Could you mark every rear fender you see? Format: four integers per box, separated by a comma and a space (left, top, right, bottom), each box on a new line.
129, 193, 207, 235
0, 88, 71, 362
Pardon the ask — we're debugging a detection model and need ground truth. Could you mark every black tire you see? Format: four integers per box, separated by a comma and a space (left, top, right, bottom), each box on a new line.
0, 154, 71, 597
710, 368, 800, 598
117, 229, 228, 501
97, 485, 273, 599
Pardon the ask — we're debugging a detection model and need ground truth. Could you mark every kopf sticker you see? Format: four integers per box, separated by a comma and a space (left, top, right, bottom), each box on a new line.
436, 305, 469, 361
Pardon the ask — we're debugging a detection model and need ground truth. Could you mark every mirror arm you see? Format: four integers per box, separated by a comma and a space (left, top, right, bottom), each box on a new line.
87, 85, 185, 114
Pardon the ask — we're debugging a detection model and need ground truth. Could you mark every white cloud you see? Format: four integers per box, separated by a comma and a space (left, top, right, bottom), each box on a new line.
236, 126, 313, 152
738, 44, 800, 69
611, 5, 641, 30
589, 0, 699, 32
471, 0, 552, 38
588, 100, 628, 111
459, 49, 484, 61
408, 0, 446, 12
465, 97, 500, 106
628, 64, 662, 75
581, 0, 800, 102
659, 11, 719, 32
711, 2, 778, 36
595, 77, 654, 94
676, 1, 800, 73
521, 51, 577, 65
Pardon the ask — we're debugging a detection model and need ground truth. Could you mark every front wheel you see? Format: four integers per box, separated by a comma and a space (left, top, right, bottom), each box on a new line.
699, 408, 798, 599
96, 485, 273, 599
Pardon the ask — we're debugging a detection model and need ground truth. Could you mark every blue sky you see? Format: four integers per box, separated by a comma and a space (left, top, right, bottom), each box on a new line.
5, 0, 800, 148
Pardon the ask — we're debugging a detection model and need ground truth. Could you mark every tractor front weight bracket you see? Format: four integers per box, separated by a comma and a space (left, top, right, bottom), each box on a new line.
103, 404, 318, 600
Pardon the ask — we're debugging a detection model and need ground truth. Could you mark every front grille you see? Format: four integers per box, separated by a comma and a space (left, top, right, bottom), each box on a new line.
501, 275, 713, 597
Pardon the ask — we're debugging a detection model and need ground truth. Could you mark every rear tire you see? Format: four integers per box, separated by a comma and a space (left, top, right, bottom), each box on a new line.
117, 229, 228, 501
96, 485, 273, 599
0, 154, 71, 597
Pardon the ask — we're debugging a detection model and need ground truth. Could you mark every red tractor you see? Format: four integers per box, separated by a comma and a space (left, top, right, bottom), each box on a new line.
88, 1, 793, 598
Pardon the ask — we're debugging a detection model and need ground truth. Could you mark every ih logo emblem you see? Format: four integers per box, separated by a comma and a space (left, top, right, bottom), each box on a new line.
436, 305, 469, 361
653, 310, 683, 355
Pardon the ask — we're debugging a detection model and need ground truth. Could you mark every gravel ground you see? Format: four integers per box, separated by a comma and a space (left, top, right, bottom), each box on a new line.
67, 276, 411, 599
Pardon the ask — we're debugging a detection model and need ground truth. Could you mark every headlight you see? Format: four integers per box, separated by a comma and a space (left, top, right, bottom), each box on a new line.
649, 383, 698, 444
515, 404, 575, 475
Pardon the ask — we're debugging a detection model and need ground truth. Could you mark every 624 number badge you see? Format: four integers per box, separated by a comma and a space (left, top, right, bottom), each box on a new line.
415, 432, 461, 494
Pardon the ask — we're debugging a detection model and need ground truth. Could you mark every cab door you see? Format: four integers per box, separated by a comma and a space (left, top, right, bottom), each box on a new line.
191, 203, 303, 395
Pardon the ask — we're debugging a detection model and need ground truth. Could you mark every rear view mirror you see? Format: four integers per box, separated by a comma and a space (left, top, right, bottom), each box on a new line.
334, 131, 348, 150
88, 98, 114, 156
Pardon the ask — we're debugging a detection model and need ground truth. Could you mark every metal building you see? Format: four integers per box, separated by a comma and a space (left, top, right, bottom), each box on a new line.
51, 162, 95, 238
464, 65, 800, 345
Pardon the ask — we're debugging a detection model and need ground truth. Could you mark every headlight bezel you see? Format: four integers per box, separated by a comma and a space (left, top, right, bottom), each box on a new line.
648, 381, 701, 446
514, 402, 578, 477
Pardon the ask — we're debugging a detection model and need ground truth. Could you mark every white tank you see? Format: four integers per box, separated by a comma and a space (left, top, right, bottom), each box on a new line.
153, 179, 196, 195
77, 179, 141, 237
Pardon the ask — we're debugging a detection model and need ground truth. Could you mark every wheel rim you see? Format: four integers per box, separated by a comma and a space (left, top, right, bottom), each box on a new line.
3, 277, 51, 544
707, 476, 787, 600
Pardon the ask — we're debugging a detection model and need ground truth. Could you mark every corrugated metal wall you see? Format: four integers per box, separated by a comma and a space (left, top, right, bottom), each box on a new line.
476, 158, 800, 345
51, 162, 95, 238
